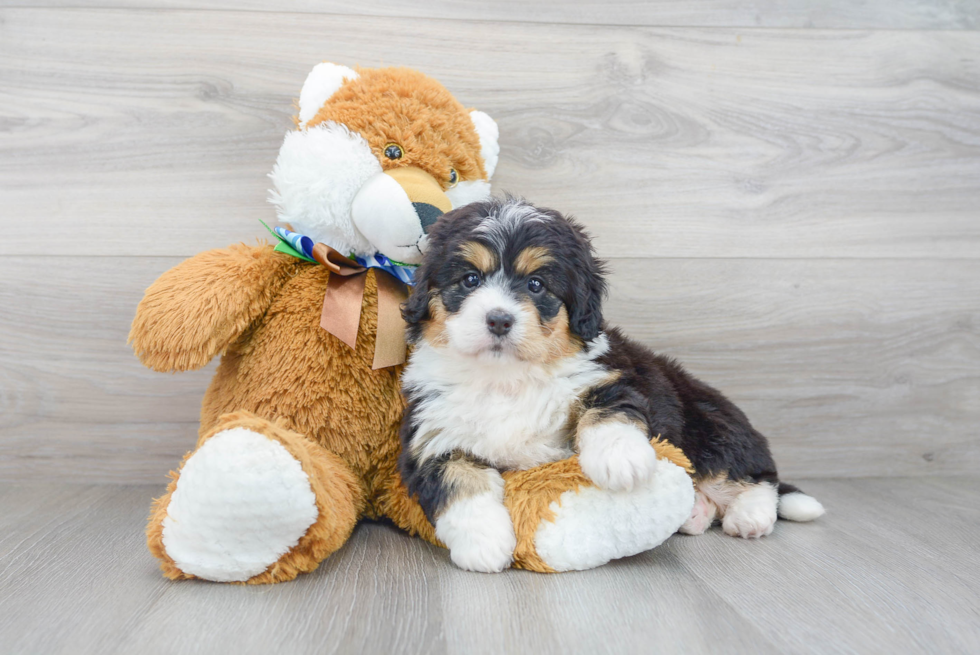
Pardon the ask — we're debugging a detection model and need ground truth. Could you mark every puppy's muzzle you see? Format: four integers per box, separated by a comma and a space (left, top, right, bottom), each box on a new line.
486, 309, 514, 336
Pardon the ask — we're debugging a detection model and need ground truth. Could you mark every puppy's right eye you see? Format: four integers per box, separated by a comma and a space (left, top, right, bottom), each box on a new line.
462, 273, 481, 289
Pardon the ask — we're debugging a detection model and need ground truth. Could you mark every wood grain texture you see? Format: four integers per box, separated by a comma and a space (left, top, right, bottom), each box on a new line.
670, 476, 980, 654
2, 9, 980, 259
0, 486, 173, 654
1, 6, 977, 484
1, 479, 978, 654
0, 0, 976, 30
1, 255, 977, 482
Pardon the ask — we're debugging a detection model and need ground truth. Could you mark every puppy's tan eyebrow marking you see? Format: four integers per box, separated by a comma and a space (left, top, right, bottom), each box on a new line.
514, 246, 554, 276
459, 241, 497, 273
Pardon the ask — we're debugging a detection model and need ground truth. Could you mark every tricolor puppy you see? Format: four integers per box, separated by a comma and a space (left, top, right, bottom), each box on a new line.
399, 198, 824, 573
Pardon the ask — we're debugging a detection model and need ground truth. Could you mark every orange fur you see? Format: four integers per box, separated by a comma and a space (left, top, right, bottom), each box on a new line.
129, 244, 300, 372
308, 67, 486, 189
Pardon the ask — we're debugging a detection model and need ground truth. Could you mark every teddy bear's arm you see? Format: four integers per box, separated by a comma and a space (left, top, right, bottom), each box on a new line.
129, 244, 298, 372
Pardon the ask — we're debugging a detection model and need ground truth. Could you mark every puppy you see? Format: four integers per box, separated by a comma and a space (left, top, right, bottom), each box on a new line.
399, 198, 824, 572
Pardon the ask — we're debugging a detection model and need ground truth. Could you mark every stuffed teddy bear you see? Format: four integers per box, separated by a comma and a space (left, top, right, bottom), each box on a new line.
130, 63, 695, 583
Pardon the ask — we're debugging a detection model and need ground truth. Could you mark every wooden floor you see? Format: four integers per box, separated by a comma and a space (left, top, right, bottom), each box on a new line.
1, 477, 978, 654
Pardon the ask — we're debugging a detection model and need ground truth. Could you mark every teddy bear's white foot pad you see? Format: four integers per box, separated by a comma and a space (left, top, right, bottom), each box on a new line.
534, 458, 694, 572
162, 427, 319, 582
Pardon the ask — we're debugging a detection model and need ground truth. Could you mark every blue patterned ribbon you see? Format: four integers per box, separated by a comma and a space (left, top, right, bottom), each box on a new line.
271, 225, 416, 286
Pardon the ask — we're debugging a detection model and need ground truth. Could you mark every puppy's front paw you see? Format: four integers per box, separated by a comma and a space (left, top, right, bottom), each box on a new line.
435, 492, 516, 573
578, 420, 659, 492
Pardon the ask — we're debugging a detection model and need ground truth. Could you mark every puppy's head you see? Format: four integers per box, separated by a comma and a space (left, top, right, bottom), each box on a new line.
403, 198, 606, 363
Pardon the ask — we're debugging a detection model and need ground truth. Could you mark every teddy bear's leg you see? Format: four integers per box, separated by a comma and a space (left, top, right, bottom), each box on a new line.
146, 411, 365, 584
503, 439, 696, 573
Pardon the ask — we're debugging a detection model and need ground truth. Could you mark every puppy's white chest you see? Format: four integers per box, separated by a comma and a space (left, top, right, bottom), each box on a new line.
404, 346, 611, 471
429, 378, 576, 470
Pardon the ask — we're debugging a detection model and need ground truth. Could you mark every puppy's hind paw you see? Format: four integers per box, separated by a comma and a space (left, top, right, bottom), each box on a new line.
722, 484, 778, 539
578, 420, 658, 492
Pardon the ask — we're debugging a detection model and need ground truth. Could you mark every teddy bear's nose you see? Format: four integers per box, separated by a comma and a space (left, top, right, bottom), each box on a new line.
413, 202, 444, 233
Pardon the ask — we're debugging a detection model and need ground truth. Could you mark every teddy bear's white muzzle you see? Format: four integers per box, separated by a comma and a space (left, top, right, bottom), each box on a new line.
351, 167, 451, 265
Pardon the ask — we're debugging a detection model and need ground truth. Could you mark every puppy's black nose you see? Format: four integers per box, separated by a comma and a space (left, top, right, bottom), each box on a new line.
486, 310, 514, 336
413, 202, 444, 233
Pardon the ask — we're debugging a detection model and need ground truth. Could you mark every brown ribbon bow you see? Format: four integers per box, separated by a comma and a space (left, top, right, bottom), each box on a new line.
308, 243, 409, 370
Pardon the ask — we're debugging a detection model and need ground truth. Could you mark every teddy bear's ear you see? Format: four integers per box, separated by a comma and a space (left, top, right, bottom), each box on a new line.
469, 110, 500, 179
298, 63, 359, 128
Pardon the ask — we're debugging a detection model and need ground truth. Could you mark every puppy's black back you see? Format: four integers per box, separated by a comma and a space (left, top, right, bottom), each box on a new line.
597, 327, 779, 485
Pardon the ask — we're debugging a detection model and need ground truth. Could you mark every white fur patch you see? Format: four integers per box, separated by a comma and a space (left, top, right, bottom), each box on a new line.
475, 202, 548, 253
535, 456, 694, 571
578, 420, 659, 492
721, 482, 778, 539
268, 122, 380, 257
435, 473, 515, 573
162, 427, 319, 582
446, 179, 492, 209
403, 335, 611, 471
778, 491, 826, 522
350, 171, 426, 265
469, 110, 499, 179
298, 63, 358, 128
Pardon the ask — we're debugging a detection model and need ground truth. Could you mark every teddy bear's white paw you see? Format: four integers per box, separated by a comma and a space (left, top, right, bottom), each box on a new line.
721, 483, 778, 539
535, 456, 695, 571
162, 427, 319, 582
578, 421, 659, 492
435, 491, 516, 573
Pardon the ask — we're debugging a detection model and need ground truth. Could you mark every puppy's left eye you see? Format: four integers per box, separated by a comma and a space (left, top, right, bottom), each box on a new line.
448, 168, 458, 187
462, 272, 481, 289
527, 277, 544, 294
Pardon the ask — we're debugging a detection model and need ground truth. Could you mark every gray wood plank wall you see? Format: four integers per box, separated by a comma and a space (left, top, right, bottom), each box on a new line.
1, 4, 978, 483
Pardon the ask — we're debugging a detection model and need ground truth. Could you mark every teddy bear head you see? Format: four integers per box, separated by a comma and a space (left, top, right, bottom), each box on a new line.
269, 64, 499, 265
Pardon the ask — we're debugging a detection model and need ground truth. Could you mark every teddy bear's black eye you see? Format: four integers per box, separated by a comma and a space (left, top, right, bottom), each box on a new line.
462, 272, 481, 289
384, 143, 403, 160
527, 277, 544, 294
448, 168, 458, 187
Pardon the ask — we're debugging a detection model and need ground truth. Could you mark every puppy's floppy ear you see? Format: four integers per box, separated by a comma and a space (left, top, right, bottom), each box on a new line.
401, 265, 432, 344
401, 200, 489, 343
566, 225, 607, 342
